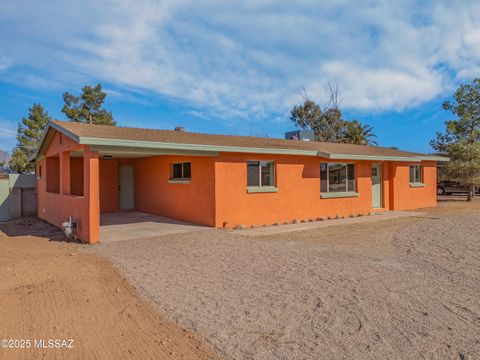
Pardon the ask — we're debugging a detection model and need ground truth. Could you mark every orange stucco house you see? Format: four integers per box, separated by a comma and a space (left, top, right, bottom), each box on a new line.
33, 121, 447, 243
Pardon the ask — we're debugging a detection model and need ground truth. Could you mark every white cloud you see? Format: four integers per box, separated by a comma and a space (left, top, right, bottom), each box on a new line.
1, 0, 480, 120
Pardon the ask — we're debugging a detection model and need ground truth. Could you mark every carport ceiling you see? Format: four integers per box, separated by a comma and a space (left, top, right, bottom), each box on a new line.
91, 145, 219, 159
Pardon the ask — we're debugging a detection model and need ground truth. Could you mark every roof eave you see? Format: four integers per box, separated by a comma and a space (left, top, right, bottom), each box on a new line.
30, 121, 81, 162
325, 153, 422, 162
34, 122, 449, 163
79, 137, 320, 156
416, 156, 450, 162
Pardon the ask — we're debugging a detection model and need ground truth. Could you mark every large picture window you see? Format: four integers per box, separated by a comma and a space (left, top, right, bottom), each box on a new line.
320, 163, 356, 193
171, 162, 191, 180
409, 164, 422, 184
247, 161, 275, 187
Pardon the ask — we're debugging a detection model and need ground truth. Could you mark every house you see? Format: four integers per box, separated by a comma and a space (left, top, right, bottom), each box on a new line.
33, 120, 447, 243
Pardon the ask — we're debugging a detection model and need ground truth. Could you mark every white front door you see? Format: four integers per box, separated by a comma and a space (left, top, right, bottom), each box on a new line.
119, 165, 134, 210
371, 164, 382, 208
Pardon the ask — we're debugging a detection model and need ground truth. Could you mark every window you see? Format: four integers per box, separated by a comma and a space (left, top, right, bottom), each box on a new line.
171, 162, 191, 180
320, 163, 356, 193
247, 161, 275, 187
409, 164, 422, 184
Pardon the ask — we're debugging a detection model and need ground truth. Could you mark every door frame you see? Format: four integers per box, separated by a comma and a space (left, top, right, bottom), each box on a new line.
371, 163, 383, 209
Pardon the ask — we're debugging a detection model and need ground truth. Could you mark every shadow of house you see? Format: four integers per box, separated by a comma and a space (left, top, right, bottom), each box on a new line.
0, 216, 65, 241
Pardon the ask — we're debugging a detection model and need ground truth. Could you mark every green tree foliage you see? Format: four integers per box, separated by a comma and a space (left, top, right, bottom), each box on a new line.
62, 84, 116, 125
342, 120, 377, 145
290, 85, 377, 144
431, 78, 480, 201
10, 104, 52, 173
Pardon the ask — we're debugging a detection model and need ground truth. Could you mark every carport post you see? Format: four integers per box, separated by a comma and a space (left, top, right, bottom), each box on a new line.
60, 151, 70, 195
82, 148, 100, 243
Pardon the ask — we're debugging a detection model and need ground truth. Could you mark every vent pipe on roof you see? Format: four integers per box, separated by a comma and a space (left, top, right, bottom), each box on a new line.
174, 126, 185, 131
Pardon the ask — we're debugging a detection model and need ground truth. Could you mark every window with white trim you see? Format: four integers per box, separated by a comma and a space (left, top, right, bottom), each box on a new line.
247, 161, 275, 187
409, 164, 422, 184
171, 162, 191, 180
320, 163, 356, 193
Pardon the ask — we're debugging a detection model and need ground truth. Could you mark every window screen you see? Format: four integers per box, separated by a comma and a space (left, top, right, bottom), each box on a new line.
171, 162, 191, 180
409, 165, 422, 183
320, 163, 356, 193
247, 161, 274, 187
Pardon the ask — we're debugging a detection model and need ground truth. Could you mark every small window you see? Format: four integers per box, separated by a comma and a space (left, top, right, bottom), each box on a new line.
247, 161, 275, 187
320, 163, 356, 193
171, 162, 191, 180
37, 165, 42, 178
409, 165, 422, 184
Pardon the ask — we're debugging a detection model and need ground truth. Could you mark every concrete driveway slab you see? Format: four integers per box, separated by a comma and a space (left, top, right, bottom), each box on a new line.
100, 211, 209, 243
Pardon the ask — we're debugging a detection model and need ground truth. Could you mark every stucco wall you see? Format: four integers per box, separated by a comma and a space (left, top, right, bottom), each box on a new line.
37, 131, 99, 243
70, 157, 84, 196
99, 159, 119, 213
134, 155, 216, 226
213, 154, 437, 228
214, 153, 377, 228
390, 161, 437, 210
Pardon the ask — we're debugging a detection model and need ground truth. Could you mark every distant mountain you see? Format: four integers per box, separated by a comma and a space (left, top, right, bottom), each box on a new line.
0, 150, 11, 164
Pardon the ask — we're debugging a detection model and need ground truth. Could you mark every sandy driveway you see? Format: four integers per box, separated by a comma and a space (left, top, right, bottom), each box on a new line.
0, 219, 221, 360
96, 199, 480, 359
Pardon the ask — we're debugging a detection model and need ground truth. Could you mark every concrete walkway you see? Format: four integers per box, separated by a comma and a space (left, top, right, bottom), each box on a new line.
231, 210, 427, 237
100, 211, 209, 243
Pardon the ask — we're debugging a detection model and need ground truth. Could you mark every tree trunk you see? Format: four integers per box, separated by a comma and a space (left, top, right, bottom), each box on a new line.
467, 183, 475, 201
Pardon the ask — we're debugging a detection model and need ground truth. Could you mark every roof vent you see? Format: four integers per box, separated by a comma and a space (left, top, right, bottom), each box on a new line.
174, 126, 185, 132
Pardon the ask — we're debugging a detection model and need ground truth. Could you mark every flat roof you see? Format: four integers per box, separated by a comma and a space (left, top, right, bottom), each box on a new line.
34, 120, 448, 162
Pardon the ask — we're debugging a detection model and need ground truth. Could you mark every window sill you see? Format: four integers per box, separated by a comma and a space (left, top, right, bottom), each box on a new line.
410, 183, 425, 188
168, 179, 191, 184
321, 191, 359, 199
247, 186, 278, 193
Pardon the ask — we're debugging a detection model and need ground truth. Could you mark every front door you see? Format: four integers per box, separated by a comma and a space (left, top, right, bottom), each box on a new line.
119, 165, 134, 210
371, 164, 382, 208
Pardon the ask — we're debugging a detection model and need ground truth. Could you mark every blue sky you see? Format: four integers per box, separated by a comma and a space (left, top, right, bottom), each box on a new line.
1, 0, 480, 154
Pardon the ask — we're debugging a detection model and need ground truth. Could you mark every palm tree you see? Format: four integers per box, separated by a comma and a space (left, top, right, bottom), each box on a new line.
342, 120, 377, 145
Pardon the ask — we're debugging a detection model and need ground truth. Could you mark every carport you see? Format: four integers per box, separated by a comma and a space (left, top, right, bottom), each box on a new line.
34, 121, 218, 244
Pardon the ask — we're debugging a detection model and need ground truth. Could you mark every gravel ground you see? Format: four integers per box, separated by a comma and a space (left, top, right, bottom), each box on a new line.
95, 206, 480, 359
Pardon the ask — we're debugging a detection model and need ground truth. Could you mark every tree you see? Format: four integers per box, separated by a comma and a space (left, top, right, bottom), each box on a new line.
342, 120, 377, 145
431, 78, 480, 201
291, 85, 348, 142
10, 104, 52, 173
62, 84, 115, 125
290, 84, 377, 144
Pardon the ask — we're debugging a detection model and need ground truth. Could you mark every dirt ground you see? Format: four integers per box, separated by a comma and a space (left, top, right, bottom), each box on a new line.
0, 218, 221, 360
96, 198, 480, 360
